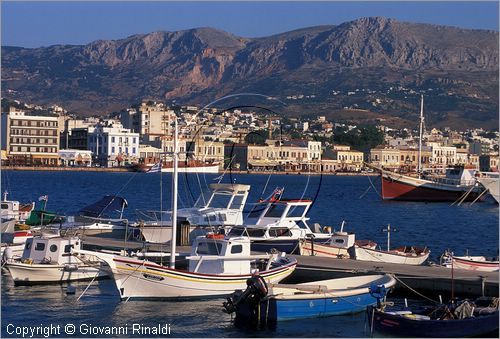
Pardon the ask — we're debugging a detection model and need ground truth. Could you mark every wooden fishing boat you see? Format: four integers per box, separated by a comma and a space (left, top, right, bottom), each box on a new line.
223, 274, 396, 323
299, 221, 376, 258
367, 295, 500, 338
441, 250, 499, 272
350, 224, 430, 265
77, 234, 297, 300
376, 96, 483, 202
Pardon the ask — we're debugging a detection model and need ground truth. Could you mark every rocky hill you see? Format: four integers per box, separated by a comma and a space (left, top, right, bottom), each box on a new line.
2, 17, 498, 129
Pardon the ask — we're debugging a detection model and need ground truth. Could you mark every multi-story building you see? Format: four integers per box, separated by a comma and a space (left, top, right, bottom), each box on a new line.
428, 143, 457, 167
370, 147, 400, 168
120, 102, 175, 136
1, 108, 59, 166
246, 140, 322, 171
87, 122, 140, 167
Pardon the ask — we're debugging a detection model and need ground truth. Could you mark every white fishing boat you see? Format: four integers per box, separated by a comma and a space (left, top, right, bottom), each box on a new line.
227, 191, 332, 254
350, 225, 430, 265
441, 250, 499, 272
132, 183, 250, 243
77, 233, 296, 300
1, 191, 34, 234
5, 235, 107, 285
74, 119, 297, 300
300, 221, 377, 258
476, 172, 499, 203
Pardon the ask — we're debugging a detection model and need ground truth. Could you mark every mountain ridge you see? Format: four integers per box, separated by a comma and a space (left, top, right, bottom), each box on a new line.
1, 17, 498, 129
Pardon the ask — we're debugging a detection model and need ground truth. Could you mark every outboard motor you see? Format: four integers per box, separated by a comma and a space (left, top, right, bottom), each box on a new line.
223, 275, 268, 315
369, 283, 388, 308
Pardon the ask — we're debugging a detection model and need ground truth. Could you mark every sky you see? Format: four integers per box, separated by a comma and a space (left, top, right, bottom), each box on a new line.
1, 1, 499, 48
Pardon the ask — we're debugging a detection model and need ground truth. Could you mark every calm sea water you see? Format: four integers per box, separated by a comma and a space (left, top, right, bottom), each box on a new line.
1, 170, 498, 337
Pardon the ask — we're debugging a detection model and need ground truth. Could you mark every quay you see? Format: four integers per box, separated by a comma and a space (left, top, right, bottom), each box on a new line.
292, 255, 499, 298
1, 166, 378, 176
81, 235, 498, 298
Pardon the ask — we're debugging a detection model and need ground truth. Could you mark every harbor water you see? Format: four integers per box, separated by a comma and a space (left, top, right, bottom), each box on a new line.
1, 170, 498, 337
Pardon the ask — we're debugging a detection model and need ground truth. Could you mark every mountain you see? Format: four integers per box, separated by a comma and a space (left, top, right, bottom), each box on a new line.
2, 17, 498, 129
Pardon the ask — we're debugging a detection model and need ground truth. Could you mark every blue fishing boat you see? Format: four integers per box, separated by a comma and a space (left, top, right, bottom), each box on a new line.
223, 274, 396, 323
367, 288, 499, 337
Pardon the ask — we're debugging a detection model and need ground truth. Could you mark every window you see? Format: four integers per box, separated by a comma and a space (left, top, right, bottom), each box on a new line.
35, 242, 46, 251
264, 203, 287, 218
230, 245, 243, 254
269, 228, 292, 237
132, 147, 136, 154
1, 203, 8, 210
111, 137, 115, 143
64, 245, 74, 253
50, 244, 58, 252
196, 241, 223, 255
25, 241, 32, 250
111, 147, 115, 155
286, 205, 307, 218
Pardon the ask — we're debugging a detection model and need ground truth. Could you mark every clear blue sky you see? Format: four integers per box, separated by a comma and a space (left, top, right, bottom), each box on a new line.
2, 1, 499, 48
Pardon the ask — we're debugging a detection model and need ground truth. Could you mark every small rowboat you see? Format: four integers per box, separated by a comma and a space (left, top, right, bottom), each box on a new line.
368, 294, 500, 338
223, 274, 396, 324
441, 250, 499, 272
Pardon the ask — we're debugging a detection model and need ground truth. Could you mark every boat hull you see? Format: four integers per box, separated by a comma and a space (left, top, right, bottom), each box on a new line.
300, 241, 350, 258
367, 306, 499, 338
381, 174, 481, 202
109, 257, 297, 300
6, 262, 107, 285
452, 256, 499, 272
477, 177, 499, 203
352, 246, 429, 265
248, 291, 379, 322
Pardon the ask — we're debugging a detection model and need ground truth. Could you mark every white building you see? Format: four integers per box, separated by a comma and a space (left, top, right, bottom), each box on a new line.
88, 122, 140, 167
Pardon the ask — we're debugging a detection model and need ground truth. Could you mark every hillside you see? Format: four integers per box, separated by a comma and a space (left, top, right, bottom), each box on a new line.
1, 17, 498, 129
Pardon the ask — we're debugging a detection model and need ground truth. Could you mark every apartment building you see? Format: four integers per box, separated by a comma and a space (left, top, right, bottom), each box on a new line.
120, 102, 176, 136
1, 108, 59, 165
87, 122, 140, 167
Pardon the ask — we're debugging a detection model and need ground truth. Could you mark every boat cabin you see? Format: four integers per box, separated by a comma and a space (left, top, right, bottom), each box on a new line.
245, 199, 312, 231
21, 237, 82, 265
328, 232, 355, 249
188, 234, 253, 275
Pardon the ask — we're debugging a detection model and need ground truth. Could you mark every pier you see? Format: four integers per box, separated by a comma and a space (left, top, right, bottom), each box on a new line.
81, 235, 498, 298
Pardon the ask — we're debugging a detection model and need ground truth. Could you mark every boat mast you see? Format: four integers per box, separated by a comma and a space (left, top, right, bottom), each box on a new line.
417, 95, 424, 178
169, 119, 179, 269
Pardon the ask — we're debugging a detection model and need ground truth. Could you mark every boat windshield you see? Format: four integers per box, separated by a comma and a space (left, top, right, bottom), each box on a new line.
195, 241, 223, 255
264, 203, 287, 218
246, 202, 267, 220
195, 191, 232, 209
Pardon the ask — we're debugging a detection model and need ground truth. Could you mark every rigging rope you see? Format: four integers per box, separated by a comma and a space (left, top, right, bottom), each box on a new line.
392, 274, 440, 304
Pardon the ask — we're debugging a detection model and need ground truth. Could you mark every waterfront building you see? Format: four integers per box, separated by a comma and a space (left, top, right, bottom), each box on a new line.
59, 149, 93, 167
1, 108, 59, 166
370, 147, 400, 169
87, 121, 139, 167
428, 143, 457, 168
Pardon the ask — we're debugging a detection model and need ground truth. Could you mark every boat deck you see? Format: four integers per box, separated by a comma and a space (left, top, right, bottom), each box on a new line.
80, 235, 498, 298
